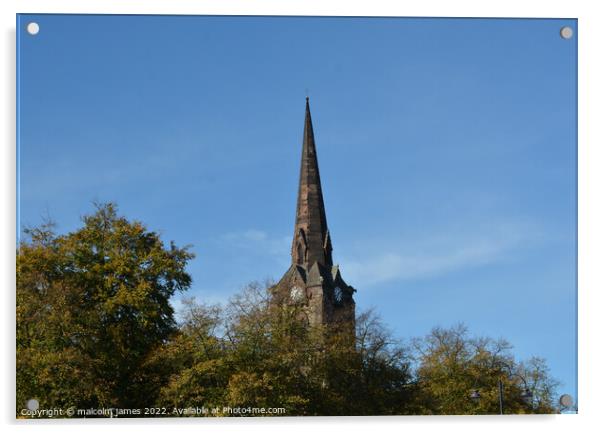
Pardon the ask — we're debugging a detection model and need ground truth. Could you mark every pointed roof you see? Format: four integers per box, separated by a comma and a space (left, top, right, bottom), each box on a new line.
291, 98, 333, 268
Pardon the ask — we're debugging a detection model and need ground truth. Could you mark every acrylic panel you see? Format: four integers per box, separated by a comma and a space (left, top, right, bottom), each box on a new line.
16, 14, 577, 418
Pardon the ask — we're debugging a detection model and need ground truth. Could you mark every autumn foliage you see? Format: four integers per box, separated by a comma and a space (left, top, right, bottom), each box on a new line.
16, 204, 558, 416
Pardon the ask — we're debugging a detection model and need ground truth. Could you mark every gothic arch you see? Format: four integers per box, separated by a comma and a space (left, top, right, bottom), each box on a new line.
296, 228, 308, 265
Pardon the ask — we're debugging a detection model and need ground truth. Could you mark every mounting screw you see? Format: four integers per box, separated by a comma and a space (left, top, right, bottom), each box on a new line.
26, 22, 40, 35
560, 26, 573, 40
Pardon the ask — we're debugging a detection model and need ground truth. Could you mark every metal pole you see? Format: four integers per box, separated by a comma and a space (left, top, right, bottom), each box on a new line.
498, 378, 504, 415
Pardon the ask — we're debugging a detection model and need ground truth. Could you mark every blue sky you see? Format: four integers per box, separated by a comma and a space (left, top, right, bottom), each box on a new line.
17, 15, 577, 403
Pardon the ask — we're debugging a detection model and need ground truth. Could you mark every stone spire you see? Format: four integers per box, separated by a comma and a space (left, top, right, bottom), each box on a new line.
271, 98, 355, 331
291, 98, 333, 267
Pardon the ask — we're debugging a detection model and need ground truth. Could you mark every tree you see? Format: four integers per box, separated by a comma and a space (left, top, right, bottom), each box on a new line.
155, 281, 414, 416
17, 203, 194, 413
155, 282, 320, 415
16, 205, 561, 417
222, 281, 324, 415
411, 324, 558, 414
151, 299, 229, 412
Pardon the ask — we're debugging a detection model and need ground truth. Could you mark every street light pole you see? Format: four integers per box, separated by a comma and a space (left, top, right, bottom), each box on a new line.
471, 364, 533, 415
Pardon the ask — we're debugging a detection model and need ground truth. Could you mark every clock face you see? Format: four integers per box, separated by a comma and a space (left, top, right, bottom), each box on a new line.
290, 286, 304, 302
334, 286, 343, 304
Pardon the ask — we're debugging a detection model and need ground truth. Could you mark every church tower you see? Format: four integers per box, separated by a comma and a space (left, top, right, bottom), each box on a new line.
271, 98, 355, 331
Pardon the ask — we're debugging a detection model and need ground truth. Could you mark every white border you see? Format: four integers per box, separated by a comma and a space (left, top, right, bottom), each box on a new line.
2, 1, 600, 433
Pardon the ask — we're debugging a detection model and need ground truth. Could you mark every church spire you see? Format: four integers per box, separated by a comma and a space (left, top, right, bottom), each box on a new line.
292, 98, 333, 267
271, 98, 355, 330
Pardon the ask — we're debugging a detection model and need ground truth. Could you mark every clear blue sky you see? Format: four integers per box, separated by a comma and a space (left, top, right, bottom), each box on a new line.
17, 15, 577, 403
